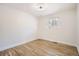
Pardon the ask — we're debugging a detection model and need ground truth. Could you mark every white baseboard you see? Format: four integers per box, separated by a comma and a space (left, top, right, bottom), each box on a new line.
0, 36, 37, 51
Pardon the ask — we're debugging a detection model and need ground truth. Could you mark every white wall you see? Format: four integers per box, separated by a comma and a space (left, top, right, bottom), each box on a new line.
77, 4, 79, 51
37, 8, 76, 46
0, 5, 37, 51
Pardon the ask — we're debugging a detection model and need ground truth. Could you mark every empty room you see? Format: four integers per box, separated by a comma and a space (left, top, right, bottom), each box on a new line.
0, 3, 79, 56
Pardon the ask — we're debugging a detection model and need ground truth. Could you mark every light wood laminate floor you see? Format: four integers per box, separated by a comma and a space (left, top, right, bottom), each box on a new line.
0, 39, 78, 56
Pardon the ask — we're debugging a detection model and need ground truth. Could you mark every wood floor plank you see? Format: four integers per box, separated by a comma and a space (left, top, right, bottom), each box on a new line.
0, 39, 78, 56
